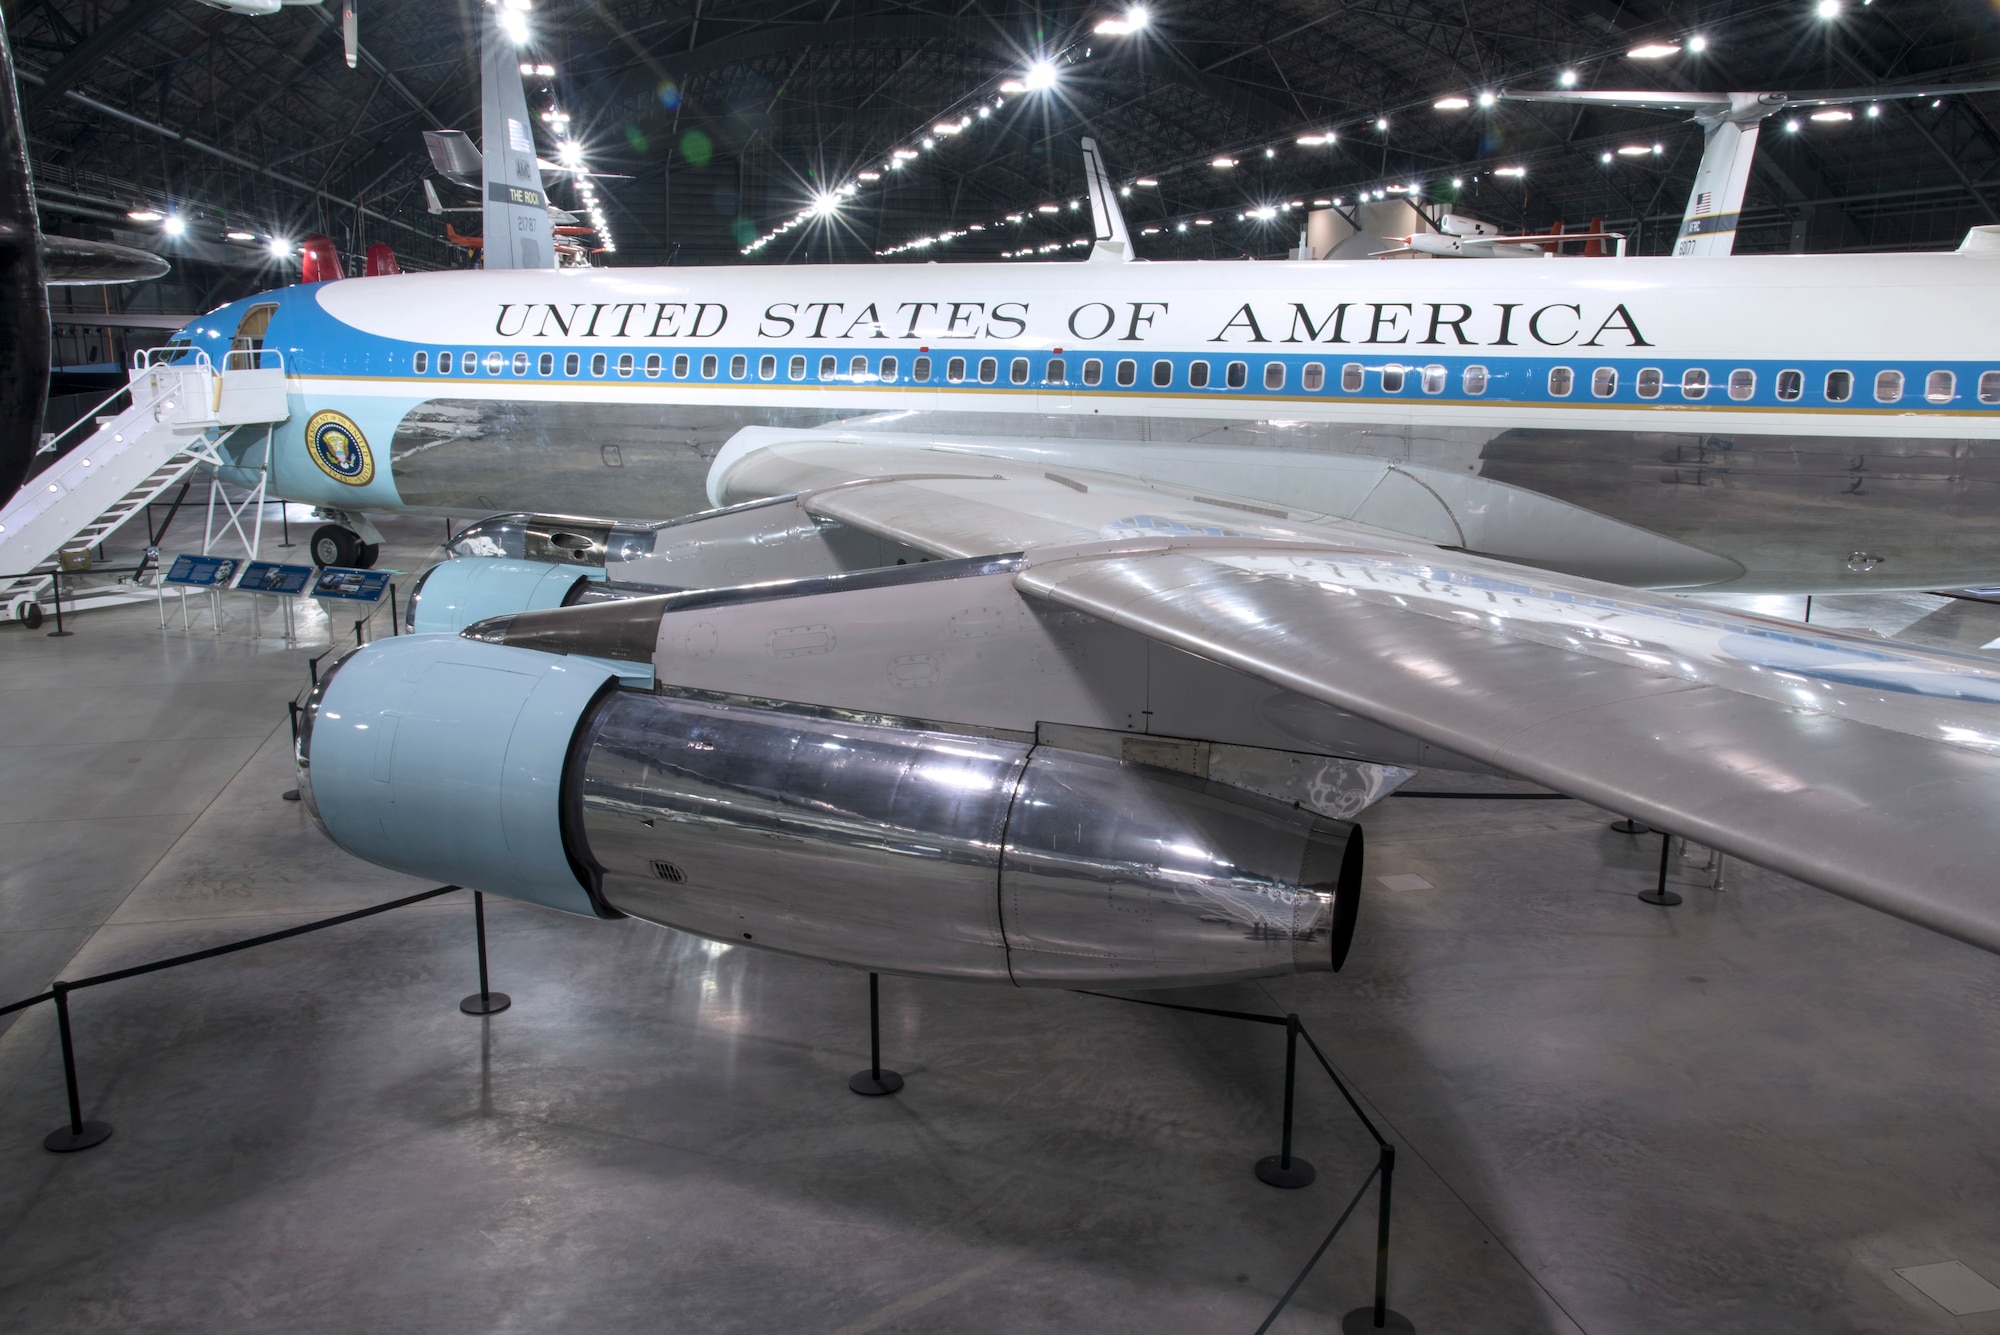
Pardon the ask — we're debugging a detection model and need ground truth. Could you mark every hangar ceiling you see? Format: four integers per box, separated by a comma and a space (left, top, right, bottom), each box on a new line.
9, 0, 2000, 312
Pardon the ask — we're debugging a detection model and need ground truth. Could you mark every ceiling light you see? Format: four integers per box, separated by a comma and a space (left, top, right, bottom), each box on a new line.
1038, 203, 1059, 212
1296, 133, 1332, 146
1478, 91, 1497, 107
1024, 61, 1058, 91
1093, 6, 1149, 35
1176, 222, 1187, 231
1193, 218, 1212, 225
1210, 157, 1237, 168
1785, 119, 1800, 132
125, 208, 163, 222
1250, 206, 1276, 219
1375, 117, 1388, 131
269, 238, 293, 257
858, 171, 881, 181
1450, 177, 1462, 187
1136, 178, 1158, 186
921, 137, 934, 149
1434, 96, 1470, 110
1815, 0, 1840, 16
1811, 108, 1853, 122
1866, 103, 1881, 118
1688, 35, 1709, 53
978, 107, 990, 118
934, 122, 960, 135
1601, 151, 1614, 163
1617, 144, 1652, 156
1119, 185, 1131, 196
1559, 69, 1578, 86
498, 6, 530, 44
1495, 166, 1526, 177
226, 230, 256, 241
558, 142, 584, 168
1628, 42, 1681, 59
1384, 184, 1406, 193
892, 149, 918, 159
998, 79, 1026, 93
1313, 198, 1330, 206
161, 215, 186, 237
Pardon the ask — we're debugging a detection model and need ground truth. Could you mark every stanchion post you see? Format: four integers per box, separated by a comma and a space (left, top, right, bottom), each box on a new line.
43, 983, 111, 1152
1639, 829, 1683, 907
282, 702, 303, 802
1257, 1012, 1316, 1188
47, 568, 72, 638
460, 891, 511, 1015
388, 583, 399, 635
848, 972, 904, 1095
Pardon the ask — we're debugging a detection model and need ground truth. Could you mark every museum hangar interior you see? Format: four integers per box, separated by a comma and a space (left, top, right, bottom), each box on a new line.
7, 1, 2000, 1332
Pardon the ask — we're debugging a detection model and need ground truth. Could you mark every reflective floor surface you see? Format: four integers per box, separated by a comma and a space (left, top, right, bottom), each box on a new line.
1, 511, 1998, 1333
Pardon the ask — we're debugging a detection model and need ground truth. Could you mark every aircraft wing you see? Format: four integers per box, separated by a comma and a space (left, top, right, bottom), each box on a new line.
715, 434, 2000, 955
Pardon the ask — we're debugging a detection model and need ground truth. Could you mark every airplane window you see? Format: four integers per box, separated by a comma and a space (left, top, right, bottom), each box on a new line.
1383, 365, 1408, 393
1422, 364, 1446, 395
700, 354, 718, 379
1462, 364, 1488, 395
463, 351, 478, 375
437, 351, 452, 374
730, 354, 748, 379
1926, 369, 1956, 403
1011, 357, 1030, 385
1226, 361, 1249, 389
819, 355, 837, 379
1188, 360, 1211, 389
1546, 366, 1572, 397
1045, 358, 1067, 384
1591, 367, 1616, 398
851, 355, 869, 379
513, 352, 529, 376
1115, 359, 1137, 387
1982, 371, 2000, 404
978, 357, 999, 384
912, 356, 931, 382
590, 353, 607, 377
1636, 367, 1661, 399
947, 357, 967, 383
563, 353, 579, 376
1152, 359, 1173, 388
1825, 370, 1853, 402
1681, 368, 1709, 400
1775, 369, 1803, 401
617, 353, 635, 378
413, 352, 429, 375
1302, 362, 1325, 391
880, 356, 898, 382
538, 353, 554, 376
643, 354, 661, 378
1728, 369, 1755, 400
759, 354, 777, 380
1341, 363, 1364, 392
673, 354, 690, 378
789, 355, 807, 381
1875, 369, 1903, 402
1268, 363, 1289, 391
1082, 358, 1103, 386
486, 352, 504, 375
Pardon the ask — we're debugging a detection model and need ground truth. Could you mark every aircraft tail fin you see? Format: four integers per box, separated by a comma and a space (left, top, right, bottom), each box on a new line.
1080, 137, 1136, 264
478, 13, 554, 270
422, 179, 446, 215
342, 0, 357, 69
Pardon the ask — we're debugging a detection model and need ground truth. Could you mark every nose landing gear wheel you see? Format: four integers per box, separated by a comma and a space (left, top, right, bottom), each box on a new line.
311, 524, 361, 568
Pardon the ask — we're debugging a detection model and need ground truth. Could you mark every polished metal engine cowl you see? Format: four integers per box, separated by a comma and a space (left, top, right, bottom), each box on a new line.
573, 691, 1363, 987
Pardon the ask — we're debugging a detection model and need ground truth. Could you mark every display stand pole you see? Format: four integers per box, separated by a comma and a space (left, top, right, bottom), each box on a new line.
460, 891, 511, 1015
1638, 830, 1683, 907
42, 984, 111, 1152
1256, 1013, 1315, 1187
848, 972, 904, 1095
282, 702, 303, 802
46, 568, 72, 638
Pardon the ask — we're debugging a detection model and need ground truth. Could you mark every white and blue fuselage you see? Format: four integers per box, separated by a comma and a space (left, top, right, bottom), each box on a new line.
181, 251, 2000, 592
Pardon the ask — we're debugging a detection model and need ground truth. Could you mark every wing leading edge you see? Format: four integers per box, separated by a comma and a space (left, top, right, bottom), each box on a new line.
714, 436, 2000, 955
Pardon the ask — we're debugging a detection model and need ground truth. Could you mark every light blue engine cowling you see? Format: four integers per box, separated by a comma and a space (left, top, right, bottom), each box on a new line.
403, 558, 604, 635
296, 635, 618, 917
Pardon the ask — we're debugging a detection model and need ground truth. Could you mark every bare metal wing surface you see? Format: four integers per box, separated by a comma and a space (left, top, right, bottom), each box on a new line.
712, 434, 2000, 955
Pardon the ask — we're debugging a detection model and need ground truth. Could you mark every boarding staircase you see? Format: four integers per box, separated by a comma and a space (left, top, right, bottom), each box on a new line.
0, 348, 291, 623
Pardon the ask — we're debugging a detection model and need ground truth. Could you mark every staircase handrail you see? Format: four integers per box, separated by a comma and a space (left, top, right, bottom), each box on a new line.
221, 347, 285, 373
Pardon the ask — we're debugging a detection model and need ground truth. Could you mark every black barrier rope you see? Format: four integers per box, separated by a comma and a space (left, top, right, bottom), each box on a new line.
1392, 791, 1572, 800
0, 883, 468, 1153
1075, 990, 1414, 1332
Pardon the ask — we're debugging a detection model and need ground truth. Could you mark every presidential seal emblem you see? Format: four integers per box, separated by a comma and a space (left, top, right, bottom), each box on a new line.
305, 409, 374, 487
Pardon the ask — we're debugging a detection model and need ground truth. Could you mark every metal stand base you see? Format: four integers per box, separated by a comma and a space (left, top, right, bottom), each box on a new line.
1610, 818, 1651, 834
848, 1069, 905, 1096
460, 991, 511, 1015
281, 789, 301, 802
1255, 1154, 1316, 1189
44, 1120, 112, 1153
1637, 888, 1684, 907
1342, 1307, 1416, 1334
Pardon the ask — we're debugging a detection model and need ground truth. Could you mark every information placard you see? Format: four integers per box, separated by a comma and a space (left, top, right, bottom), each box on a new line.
311, 566, 392, 604
162, 554, 239, 588
236, 561, 317, 596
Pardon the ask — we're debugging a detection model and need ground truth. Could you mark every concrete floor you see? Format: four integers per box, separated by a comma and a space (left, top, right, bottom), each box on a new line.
2, 511, 2000, 1333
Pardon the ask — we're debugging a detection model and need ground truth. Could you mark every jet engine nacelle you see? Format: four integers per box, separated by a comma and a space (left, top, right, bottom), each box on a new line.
298, 635, 1363, 988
